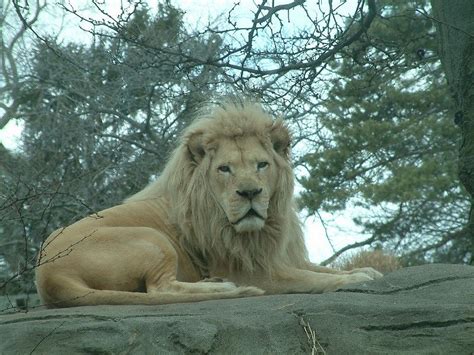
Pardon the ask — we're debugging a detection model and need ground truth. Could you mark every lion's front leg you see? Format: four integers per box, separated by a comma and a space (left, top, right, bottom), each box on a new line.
254, 268, 375, 294
304, 262, 383, 280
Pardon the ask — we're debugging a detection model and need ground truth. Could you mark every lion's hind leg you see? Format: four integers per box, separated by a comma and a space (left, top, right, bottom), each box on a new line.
55, 284, 263, 307
38, 226, 263, 307
40, 274, 263, 308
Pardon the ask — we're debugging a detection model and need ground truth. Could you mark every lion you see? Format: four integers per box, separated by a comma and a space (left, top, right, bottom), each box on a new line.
36, 101, 382, 308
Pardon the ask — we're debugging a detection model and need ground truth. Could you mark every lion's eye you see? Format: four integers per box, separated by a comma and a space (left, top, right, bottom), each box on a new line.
257, 161, 269, 170
218, 165, 231, 173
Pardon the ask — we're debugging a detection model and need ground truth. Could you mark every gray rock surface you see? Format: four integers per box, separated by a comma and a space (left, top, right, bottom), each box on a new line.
1, 264, 473, 354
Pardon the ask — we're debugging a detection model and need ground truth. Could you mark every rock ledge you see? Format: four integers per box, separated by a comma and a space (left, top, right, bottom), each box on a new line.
0, 264, 473, 354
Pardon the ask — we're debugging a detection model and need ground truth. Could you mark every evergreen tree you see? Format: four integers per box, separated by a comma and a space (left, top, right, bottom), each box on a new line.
299, 0, 470, 264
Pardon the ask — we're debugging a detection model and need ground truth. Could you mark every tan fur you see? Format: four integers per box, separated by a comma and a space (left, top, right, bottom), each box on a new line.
36, 101, 382, 308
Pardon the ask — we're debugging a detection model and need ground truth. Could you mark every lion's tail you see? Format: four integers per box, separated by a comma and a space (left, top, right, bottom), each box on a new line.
40, 280, 264, 308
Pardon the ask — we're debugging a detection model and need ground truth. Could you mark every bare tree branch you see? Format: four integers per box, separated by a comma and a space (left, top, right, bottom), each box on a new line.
320, 236, 376, 266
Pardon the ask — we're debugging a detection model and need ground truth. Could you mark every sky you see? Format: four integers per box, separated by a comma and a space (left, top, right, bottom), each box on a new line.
0, 121, 22, 149
0, 0, 368, 264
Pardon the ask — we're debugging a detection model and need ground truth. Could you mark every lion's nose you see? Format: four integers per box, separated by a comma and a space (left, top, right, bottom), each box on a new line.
236, 188, 263, 200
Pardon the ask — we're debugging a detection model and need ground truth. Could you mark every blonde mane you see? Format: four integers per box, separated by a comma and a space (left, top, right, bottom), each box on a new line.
127, 102, 308, 274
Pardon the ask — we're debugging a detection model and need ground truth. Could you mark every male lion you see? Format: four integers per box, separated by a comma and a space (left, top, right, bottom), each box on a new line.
36, 102, 382, 307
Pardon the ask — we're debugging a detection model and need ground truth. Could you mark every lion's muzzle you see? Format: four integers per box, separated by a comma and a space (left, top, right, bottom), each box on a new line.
232, 208, 265, 225
236, 188, 263, 200
230, 202, 268, 233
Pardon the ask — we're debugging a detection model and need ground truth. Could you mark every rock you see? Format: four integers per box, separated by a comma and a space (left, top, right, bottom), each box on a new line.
0, 264, 473, 354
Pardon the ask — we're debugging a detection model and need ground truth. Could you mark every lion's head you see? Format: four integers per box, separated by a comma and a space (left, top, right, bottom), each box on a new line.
186, 111, 290, 234
128, 101, 308, 272
196, 135, 275, 233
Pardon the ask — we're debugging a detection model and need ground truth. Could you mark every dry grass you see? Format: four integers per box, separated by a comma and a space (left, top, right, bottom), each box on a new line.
299, 317, 327, 355
332, 249, 402, 274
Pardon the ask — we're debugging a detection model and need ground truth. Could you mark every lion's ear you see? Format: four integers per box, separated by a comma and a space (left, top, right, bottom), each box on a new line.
187, 131, 206, 163
270, 119, 291, 158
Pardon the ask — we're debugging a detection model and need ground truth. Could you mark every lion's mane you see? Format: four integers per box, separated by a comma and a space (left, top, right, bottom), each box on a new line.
127, 102, 308, 274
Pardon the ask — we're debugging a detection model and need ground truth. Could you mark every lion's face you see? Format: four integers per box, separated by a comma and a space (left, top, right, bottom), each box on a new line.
208, 136, 277, 233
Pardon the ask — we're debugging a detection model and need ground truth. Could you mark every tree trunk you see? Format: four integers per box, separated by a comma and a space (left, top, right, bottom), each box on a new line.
431, 0, 474, 263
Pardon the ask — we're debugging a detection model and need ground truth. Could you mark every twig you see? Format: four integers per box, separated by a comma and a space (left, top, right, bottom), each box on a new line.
320, 236, 376, 266
315, 210, 336, 254
299, 317, 327, 355
29, 320, 66, 354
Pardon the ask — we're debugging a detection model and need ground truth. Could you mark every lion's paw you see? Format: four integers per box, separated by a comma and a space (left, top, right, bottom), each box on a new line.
234, 286, 265, 297
345, 272, 374, 284
197, 281, 237, 293
217, 281, 239, 292
348, 267, 383, 279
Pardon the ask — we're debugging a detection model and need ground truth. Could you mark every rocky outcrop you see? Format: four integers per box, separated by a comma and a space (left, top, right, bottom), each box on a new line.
1, 264, 473, 354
